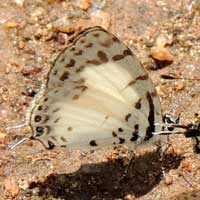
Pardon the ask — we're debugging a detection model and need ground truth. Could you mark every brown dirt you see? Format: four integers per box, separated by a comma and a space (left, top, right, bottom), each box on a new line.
0, 0, 200, 199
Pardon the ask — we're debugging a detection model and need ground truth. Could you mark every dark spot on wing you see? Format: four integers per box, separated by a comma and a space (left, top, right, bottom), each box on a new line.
123, 49, 132, 56
86, 60, 101, 65
112, 54, 124, 61
135, 124, 139, 130
100, 39, 113, 47
38, 106, 43, 111
42, 115, 49, 123
61, 136, 67, 142
97, 50, 108, 63
35, 126, 44, 136
80, 39, 85, 43
76, 65, 85, 73
68, 127, 72, 131
52, 108, 60, 113
72, 94, 80, 100
119, 137, 125, 144
54, 118, 60, 123
74, 85, 88, 92
125, 74, 149, 89
130, 133, 139, 142
73, 78, 85, 84
112, 37, 120, 43
47, 140, 55, 149
93, 33, 100, 37
74, 50, 83, 56
127, 80, 136, 86
89, 140, 97, 146
85, 43, 93, 48
125, 113, 132, 122
145, 92, 155, 141
118, 128, 123, 132
60, 57, 65, 62
35, 126, 50, 136
34, 115, 42, 122
130, 132, 139, 142
50, 136, 57, 141
65, 59, 75, 68
60, 71, 69, 81
112, 131, 117, 137
44, 98, 48, 102
130, 124, 139, 142
70, 47, 75, 51
38, 105, 48, 111
135, 98, 142, 109
53, 70, 58, 75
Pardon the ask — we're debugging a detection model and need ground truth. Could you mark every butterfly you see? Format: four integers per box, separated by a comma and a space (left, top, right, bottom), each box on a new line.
23, 26, 167, 149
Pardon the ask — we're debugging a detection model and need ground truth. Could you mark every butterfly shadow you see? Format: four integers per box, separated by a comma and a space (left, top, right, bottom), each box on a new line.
29, 150, 183, 200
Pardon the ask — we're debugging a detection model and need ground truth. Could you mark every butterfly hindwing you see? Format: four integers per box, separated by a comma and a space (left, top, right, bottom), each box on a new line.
28, 26, 163, 148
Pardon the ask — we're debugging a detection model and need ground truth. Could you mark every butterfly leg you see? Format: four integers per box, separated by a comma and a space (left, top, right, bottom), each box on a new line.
157, 137, 174, 178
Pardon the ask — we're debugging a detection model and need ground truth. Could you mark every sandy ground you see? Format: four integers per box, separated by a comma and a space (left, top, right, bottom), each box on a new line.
0, 0, 200, 199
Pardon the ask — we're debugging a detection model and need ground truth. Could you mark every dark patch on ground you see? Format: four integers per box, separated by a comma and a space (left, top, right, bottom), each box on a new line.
28, 151, 182, 200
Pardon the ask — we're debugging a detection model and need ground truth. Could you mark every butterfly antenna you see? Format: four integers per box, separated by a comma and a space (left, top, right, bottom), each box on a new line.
5, 124, 29, 150
8, 137, 28, 150
5, 124, 27, 131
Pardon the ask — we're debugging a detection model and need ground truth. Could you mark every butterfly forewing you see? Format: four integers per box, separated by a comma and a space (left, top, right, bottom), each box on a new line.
28, 26, 163, 148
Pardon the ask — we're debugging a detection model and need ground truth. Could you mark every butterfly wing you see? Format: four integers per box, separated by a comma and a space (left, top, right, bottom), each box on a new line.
28, 26, 163, 148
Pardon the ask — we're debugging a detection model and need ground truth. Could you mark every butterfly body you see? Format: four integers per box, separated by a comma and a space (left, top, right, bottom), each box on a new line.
27, 27, 164, 149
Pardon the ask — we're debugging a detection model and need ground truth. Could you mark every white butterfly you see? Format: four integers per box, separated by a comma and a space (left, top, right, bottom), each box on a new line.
23, 26, 167, 149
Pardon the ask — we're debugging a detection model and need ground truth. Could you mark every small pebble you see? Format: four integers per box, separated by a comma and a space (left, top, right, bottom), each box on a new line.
5, 21, 18, 28
90, 10, 111, 30
52, 17, 75, 33
18, 41, 25, 49
150, 47, 173, 62
57, 32, 69, 45
164, 176, 173, 185
4, 177, 20, 197
78, 0, 90, 10
124, 194, 136, 200
22, 65, 41, 76
175, 82, 185, 91
31, 7, 45, 17
155, 34, 168, 47
181, 160, 192, 171
18, 179, 29, 190
14, 0, 24, 7
0, 131, 9, 145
